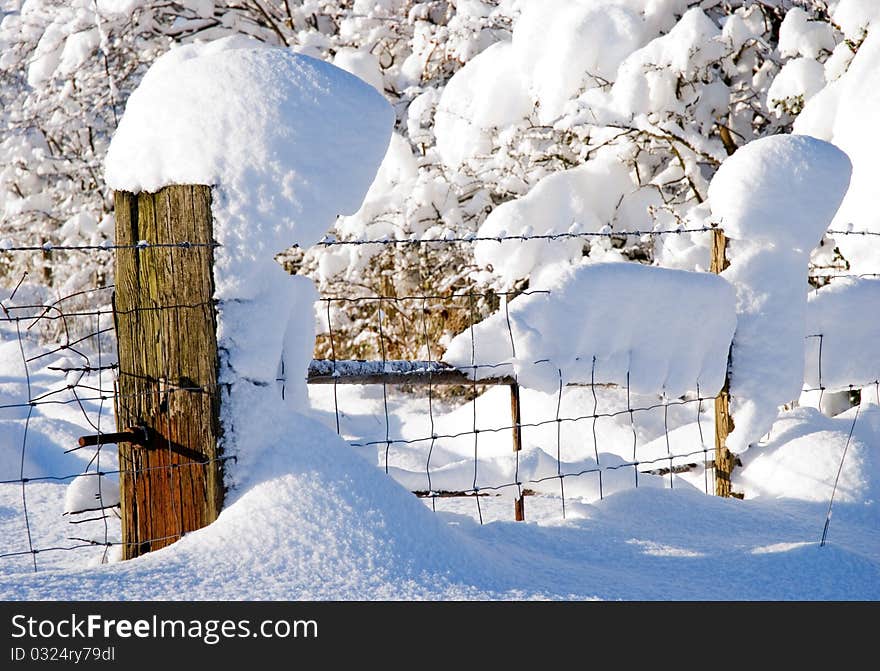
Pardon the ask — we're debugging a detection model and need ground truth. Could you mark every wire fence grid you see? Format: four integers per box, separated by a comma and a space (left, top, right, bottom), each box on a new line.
312, 287, 722, 526
0, 224, 876, 570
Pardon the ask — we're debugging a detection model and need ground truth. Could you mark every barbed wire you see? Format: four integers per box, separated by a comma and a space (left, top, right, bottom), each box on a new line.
0, 226, 876, 255
0, 241, 218, 252
826, 229, 880, 236
312, 227, 880, 247
320, 289, 549, 302
314, 227, 717, 246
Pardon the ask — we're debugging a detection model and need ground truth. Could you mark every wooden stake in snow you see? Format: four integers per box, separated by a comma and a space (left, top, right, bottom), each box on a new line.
710, 228, 738, 498
113, 185, 224, 559
510, 382, 525, 521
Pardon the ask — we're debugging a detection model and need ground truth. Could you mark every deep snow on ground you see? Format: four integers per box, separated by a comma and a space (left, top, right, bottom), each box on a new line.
4, 481, 880, 600
1, 344, 878, 600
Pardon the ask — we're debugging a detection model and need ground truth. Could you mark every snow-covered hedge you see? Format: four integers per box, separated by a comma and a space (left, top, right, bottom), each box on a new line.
4, 1, 880, 361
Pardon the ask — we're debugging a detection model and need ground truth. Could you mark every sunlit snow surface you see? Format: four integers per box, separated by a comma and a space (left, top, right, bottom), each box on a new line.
2, 350, 877, 600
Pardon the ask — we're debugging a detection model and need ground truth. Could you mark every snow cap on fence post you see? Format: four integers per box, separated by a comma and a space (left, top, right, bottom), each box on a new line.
107, 37, 393, 384
707, 134, 852, 453
105, 38, 394, 538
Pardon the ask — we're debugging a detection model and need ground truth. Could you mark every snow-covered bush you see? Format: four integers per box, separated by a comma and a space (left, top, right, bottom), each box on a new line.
2, 0, 878, 360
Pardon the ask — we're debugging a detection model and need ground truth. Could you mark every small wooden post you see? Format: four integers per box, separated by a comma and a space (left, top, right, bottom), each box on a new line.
710, 228, 736, 497
113, 185, 224, 559
510, 382, 525, 521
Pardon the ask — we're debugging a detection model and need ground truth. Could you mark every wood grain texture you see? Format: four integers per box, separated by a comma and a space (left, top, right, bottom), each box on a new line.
114, 185, 223, 559
710, 228, 738, 498
510, 383, 525, 521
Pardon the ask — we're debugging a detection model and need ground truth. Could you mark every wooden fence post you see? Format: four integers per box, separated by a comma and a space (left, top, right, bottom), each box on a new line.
113, 185, 224, 559
710, 228, 737, 497
510, 382, 525, 521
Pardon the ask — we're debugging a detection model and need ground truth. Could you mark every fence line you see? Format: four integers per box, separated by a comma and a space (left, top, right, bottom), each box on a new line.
1, 221, 877, 570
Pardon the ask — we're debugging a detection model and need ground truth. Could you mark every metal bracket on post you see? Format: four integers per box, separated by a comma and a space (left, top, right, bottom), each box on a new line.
77, 426, 149, 449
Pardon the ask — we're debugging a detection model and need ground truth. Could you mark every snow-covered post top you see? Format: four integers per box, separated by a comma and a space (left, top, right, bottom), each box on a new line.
707, 134, 851, 453
106, 38, 393, 490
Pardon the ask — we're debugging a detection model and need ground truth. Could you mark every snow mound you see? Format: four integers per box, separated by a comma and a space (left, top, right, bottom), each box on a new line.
708, 134, 851, 452
444, 261, 736, 397
105, 38, 392, 252
333, 47, 384, 92
805, 278, 880, 391
513, 0, 644, 123
767, 57, 825, 117
610, 7, 723, 117
433, 0, 692, 167
777, 7, 835, 59
739, 405, 880, 505
832, 0, 880, 41
63, 473, 119, 515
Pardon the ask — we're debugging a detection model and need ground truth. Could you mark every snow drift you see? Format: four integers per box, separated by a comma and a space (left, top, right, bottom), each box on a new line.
805, 278, 880, 392
444, 261, 736, 397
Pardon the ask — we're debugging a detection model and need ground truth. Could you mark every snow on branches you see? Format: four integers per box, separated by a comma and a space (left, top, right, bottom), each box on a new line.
1, 0, 876, 357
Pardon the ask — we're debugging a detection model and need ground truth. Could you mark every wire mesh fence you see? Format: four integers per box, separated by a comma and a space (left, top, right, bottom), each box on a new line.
0, 224, 877, 570
1, 278, 119, 571
312, 291, 722, 525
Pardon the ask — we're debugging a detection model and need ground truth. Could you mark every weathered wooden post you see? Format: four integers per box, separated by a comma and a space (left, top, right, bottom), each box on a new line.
113, 185, 224, 559
510, 382, 525, 521
710, 227, 737, 497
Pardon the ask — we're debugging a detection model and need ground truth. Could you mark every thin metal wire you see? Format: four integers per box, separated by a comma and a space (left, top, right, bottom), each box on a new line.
826, 229, 880, 236
421, 297, 437, 512
590, 357, 603, 500
503, 294, 523, 516
556, 369, 566, 519
19, 405, 38, 572
468, 291, 483, 525
0, 275, 237, 565
319, 289, 549, 303
326, 299, 341, 435
627, 371, 638, 489
349, 393, 717, 448
696, 383, 708, 496
94, 309, 111, 563
3, 228, 878, 566
815, 334, 825, 410
528, 447, 716, 485
820, 403, 861, 547
0, 455, 235, 487
377, 299, 392, 474
314, 227, 715, 247
1, 241, 218, 252
1, 225, 873, 255
663, 394, 673, 489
